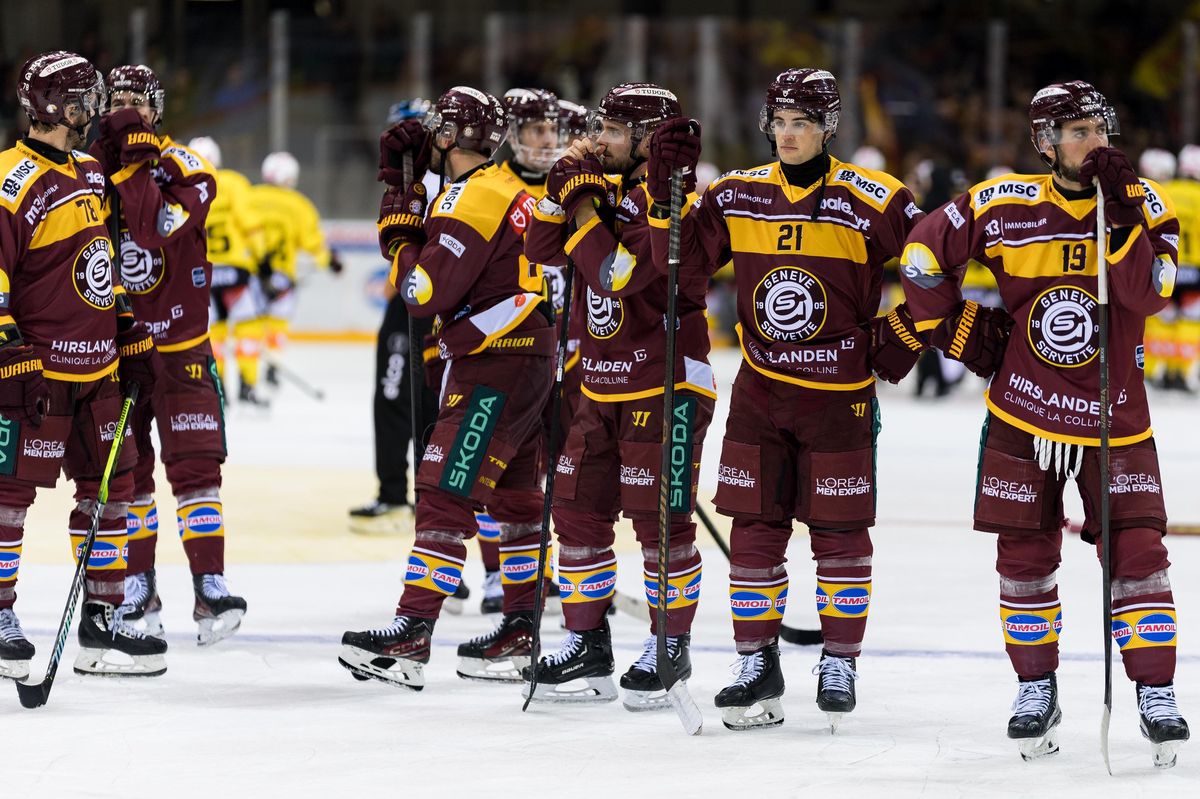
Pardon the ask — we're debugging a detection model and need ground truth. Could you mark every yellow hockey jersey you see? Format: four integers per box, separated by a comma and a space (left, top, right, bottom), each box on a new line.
1163, 178, 1200, 267
205, 168, 263, 271
249, 183, 330, 280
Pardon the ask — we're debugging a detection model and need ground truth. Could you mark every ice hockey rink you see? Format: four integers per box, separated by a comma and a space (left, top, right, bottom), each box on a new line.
6, 343, 1199, 798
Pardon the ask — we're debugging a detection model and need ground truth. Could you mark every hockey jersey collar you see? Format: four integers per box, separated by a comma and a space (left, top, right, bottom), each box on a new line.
20, 136, 71, 166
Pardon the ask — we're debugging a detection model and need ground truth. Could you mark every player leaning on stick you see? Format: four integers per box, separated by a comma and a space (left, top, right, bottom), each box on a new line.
648, 68, 925, 732
898, 81, 1189, 766
339, 87, 554, 690
0, 51, 166, 679
522, 83, 716, 709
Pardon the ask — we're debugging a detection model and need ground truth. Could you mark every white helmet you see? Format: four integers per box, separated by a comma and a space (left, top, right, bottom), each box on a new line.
188, 136, 222, 169
852, 145, 886, 172
262, 151, 300, 187
1178, 144, 1200, 180
1139, 148, 1176, 182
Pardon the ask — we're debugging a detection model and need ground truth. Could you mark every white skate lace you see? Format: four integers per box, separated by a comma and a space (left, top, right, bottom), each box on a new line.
813, 655, 859, 693
0, 608, 28, 643
631, 636, 682, 673
729, 651, 765, 687
200, 574, 231, 601
365, 616, 411, 638
109, 605, 152, 640
120, 572, 150, 611
545, 631, 584, 666
1011, 678, 1053, 717
483, 570, 503, 600
1139, 685, 1184, 723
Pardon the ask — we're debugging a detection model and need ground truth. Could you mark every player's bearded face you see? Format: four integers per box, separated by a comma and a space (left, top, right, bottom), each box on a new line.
1046, 117, 1109, 185
593, 120, 634, 172
63, 105, 92, 149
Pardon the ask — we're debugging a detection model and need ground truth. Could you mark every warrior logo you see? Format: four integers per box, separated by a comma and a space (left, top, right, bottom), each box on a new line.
586, 286, 622, 339
753, 266, 826, 341
119, 229, 165, 294
1028, 286, 1098, 367
73, 237, 116, 309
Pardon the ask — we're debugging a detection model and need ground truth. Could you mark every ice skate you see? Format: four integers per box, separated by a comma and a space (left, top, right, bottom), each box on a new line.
619, 634, 692, 712
443, 581, 471, 616
348, 500, 414, 536
237, 381, 271, 410
1007, 672, 1062, 761
715, 642, 786, 731
339, 616, 432, 690
813, 651, 858, 733
522, 619, 617, 703
1137, 682, 1190, 768
480, 570, 503, 614
0, 608, 34, 682
118, 569, 163, 637
193, 573, 247, 645
456, 612, 533, 682
74, 601, 168, 677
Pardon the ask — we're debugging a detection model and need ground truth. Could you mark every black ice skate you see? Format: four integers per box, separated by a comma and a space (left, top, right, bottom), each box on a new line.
456, 611, 533, 682
74, 601, 168, 677
238, 381, 271, 409
480, 570, 503, 614
813, 650, 859, 733
619, 634, 692, 712
339, 616, 433, 690
1007, 672, 1062, 761
522, 619, 617, 703
715, 642, 786, 731
0, 608, 34, 682
118, 569, 164, 637
348, 500, 413, 536
443, 581, 471, 616
193, 574, 247, 646
1137, 682, 1190, 768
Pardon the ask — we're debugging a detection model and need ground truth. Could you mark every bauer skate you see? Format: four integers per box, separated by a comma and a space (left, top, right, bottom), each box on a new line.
74, 601, 168, 677
193, 574, 247, 645
715, 642, 786, 731
456, 612, 533, 682
522, 619, 617, 703
619, 634, 692, 712
0, 608, 34, 682
118, 569, 164, 637
339, 616, 433, 690
813, 651, 858, 733
1137, 682, 1190, 768
1007, 672, 1062, 761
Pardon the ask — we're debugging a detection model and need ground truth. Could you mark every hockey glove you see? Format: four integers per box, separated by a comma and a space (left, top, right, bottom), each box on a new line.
547, 155, 609, 219
378, 183, 428, 258
647, 117, 701, 204
869, 303, 927, 383
378, 120, 432, 188
115, 297, 160, 401
328, 250, 345, 275
1079, 146, 1145, 227
930, 300, 1013, 379
105, 108, 160, 165
0, 325, 50, 427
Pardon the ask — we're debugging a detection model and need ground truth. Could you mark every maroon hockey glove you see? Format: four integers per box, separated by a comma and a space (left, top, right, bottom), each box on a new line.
0, 328, 49, 428
930, 300, 1013, 379
647, 117, 702, 204
1078, 146, 1145, 227
102, 108, 161, 165
547, 155, 609, 219
378, 120, 432, 188
378, 182, 428, 258
115, 302, 160, 401
869, 303, 927, 384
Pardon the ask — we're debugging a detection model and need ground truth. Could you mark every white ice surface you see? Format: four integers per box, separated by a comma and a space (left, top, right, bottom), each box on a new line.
5, 345, 1200, 798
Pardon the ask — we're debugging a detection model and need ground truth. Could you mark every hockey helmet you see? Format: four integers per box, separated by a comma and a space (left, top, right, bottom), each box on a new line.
1178, 144, 1200, 180
558, 99, 590, 141
588, 83, 681, 152
188, 136, 222, 169
387, 97, 431, 125
262, 151, 300, 187
17, 50, 104, 128
759, 68, 841, 139
502, 88, 562, 171
1028, 81, 1119, 156
1138, 148, 1176, 182
105, 64, 165, 121
424, 86, 508, 158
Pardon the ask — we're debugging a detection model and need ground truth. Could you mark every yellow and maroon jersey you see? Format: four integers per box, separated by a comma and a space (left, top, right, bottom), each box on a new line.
110, 136, 215, 351
653, 157, 922, 390
498, 159, 549, 201
0, 140, 118, 381
900, 172, 1179, 445
391, 162, 551, 359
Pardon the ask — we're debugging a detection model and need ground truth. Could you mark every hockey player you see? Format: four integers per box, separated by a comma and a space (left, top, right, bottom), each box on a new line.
899, 81, 1190, 766
648, 69, 925, 730
1161, 145, 1200, 391
93, 64, 247, 647
0, 51, 166, 678
339, 86, 554, 689
522, 83, 716, 710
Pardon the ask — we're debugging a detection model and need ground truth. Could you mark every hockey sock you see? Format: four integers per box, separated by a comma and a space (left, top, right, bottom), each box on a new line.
729, 520, 790, 653
126, 497, 159, 575
176, 494, 225, 575
233, 318, 264, 388
265, 315, 288, 353
641, 542, 701, 636
558, 546, 617, 631
70, 500, 130, 605
398, 530, 468, 619
999, 575, 1062, 680
1107, 527, 1176, 685
498, 521, 543, 613
476, 512, 501, 572
0, 507, 26, 610
811, 528, 873, 658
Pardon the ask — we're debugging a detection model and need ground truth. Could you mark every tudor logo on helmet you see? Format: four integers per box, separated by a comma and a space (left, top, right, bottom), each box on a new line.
17, 50, 104, 130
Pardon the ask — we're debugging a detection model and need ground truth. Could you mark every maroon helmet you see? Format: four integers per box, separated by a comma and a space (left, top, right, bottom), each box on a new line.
502, 88, 562, 170
559, 99, 590, 141
106, 64, 165, 120
17, 50, 104, 128
759, 68, 841, 139
1029, 81, 1119, 155
424, 86, 508, 158
589, 83, 682, 151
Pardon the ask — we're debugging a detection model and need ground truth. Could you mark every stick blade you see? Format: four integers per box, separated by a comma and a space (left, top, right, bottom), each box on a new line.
1100, 703, 1112, 775
15, 679, 49, 709
779, 625, 824, 646
666, 681, 703, 736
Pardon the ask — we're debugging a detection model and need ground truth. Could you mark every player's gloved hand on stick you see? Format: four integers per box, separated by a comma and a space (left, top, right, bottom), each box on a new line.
1079, 146, 1145, 228
115, 300, 160, 401
329, 251, 345, 275
930, 300, 1013, 379
647, 117, 701, 203
377, 183, 428, 258
546, 154, 609, 219
378, 120, 432, 188
0, 327, 50, 427
105, 108, 160, 165
869, 303, 926, 383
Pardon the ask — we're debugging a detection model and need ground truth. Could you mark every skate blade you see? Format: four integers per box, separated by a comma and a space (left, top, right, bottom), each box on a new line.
197, 609, 244, 647
666, 681, 704, 736
456, 655, 530, 683
522, 675, 618, 704
719, 698, 785, 731
0, 659, 31, 682
826, 711, 844, 734
1016, 728, 1061, 761
1151, 740, 1182, 769
73, 648, 167, 677
338, 645, 424, 690
622, 687, 673, 712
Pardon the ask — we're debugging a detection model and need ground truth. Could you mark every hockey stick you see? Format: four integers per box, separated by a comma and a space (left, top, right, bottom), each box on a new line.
654, 167, 702, 735
1095, 179, 1113, 775
261, 355, 325, 401
522, 259, 576, 712
402, 152, 429, 469
17, 383, 139, 708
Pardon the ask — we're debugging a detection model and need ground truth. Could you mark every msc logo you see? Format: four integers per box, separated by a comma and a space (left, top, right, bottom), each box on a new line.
973, 180, 1040, 209
1, 158, 37, 202
832, 168, 892, 203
